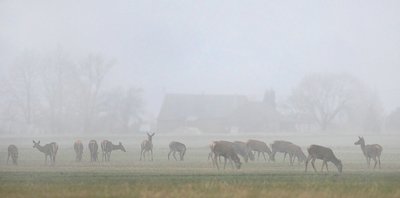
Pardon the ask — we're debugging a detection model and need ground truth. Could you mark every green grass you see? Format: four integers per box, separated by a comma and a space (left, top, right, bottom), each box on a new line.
0, 134, 399, 197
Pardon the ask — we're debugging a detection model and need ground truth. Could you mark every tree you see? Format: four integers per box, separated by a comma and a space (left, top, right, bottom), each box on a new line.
289, 73, 382, 131
78, 53, 114, 133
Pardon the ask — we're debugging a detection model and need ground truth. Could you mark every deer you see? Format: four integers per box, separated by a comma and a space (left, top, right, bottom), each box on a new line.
270, 140, 293, 162
354, 136, 382, 169
168, 141, 186, 161
305, 144, 342, 173
74, 140, 84, 162
246, 139, 272, 161
140, 132, 155, 161
7, 145, 18, 165
233, 141, 255, 163
101, 140, 126, 161
211, 141, 241, 170
88, 140, 99, 162
33, 140, 58, 165
286, 143, 307, 166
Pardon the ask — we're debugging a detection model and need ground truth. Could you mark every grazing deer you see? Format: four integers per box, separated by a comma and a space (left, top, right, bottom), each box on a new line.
88, 140, 98, 162
33, 140, 58, 165
354, 136, 382, 169
7, 145, 18, 165
246, 139, 272, 161
140, 132, 155, 161
102, 140, 126, 161
211, 141, 241, 170
74, 140, 84, 162
305, 144, 342, 173
233, 141, 255, 163
270, 140, 293, 162
286, 143, 307, 166
168, 141, 186, 161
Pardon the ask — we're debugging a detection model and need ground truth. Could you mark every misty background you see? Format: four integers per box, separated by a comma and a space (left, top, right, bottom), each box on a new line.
1, 1, 399, 135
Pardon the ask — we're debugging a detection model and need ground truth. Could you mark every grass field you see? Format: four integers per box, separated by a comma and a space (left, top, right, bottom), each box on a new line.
0, 134, 399, 197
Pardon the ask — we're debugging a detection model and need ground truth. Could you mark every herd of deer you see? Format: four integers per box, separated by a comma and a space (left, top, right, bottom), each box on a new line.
6, 135, 383, 174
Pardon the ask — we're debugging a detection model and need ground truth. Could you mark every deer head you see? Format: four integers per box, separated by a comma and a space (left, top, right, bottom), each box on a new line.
119, 142, 126, 152
32, 140, 41, 148
354, 136, 365, 145
147, 132, 155, 142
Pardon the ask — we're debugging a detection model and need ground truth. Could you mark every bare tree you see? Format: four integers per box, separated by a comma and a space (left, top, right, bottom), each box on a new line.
78, 54, 114, 133
289, 73, 382, 131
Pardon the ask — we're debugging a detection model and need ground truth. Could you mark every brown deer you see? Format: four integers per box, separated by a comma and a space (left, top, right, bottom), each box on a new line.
74, 140, 84, 162
7, 145, 18, 165
140, 132, 155, 161
246, 139, 272, 161
233, 141, 255, 163
286, 143, 307, 166
305, 144, 342, 173
211, 141, 241, 170
168, 141, 186, 161
88, 140, 98, 162
270, 140, 293, 162
33, 140, 58, 165
354, 136, 382, 169
102, 140, 126, 161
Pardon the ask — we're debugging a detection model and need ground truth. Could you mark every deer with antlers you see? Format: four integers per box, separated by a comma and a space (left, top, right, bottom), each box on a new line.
33, 140, 58, 165
354, 136, 382, 169
140, 132, 155, 161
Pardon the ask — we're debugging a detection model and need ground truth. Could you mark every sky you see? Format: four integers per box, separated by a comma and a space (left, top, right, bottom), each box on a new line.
1, 1, 400, 115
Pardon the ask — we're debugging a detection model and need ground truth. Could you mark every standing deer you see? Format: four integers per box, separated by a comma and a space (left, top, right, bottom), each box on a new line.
305, 144, 342, 173
102, 140, 126, 162
354, 136, 382, 169
246, 139, 272, 161
270, 140, 293, 162
168, 141, 186, 161
33, 140, 58, 165
7, 145, 18, 165
211, 141, 241, 170
140, 132, 155, 161
101, 140, 109, 161
88, 140, 98, 162
233, 141, 255, 163
74, 140, 84, 162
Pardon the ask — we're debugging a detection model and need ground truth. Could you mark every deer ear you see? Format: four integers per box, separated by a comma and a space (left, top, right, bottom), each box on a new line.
147, 132, 150, 136
38, 141, 40, 144
152, 133, 155, 136
33, 140, 35, 143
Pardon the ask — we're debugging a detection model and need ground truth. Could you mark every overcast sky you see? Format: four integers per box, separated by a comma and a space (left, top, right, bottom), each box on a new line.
1, 1, 400, 115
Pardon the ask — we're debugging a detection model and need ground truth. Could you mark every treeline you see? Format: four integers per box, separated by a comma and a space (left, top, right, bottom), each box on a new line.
0, 48, 143, 135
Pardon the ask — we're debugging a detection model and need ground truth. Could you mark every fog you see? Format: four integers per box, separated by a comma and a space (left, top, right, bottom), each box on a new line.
1, 1, 400, 135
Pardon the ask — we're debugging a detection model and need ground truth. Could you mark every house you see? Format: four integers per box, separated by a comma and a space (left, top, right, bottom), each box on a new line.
157, 91, 280, 133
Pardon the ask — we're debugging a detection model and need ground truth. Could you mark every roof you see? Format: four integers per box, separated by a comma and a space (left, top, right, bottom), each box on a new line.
158, 94, 248, 120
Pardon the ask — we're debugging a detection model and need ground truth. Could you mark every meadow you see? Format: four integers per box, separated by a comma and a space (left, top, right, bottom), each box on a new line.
0, 133, 399, 197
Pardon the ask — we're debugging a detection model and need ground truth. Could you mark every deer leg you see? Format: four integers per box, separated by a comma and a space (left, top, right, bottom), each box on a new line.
311, 158, 317, 172
283, 152, 287, 161
150, 149, 153, 161
168, 150, 172, 160
214, 155, 219, 170
173, 151, 178, 161
262, 152, 267, 161
373, 157, 377, 169
257, 152, 260, 160
305, 155, 312, 172
320, 160, 325, 172
7, 153, 10, 164
378, 156, 381, 168
325, 162, 329, 172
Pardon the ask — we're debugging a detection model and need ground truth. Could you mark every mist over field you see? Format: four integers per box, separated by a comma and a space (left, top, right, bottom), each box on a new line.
1, 1, 400, 197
